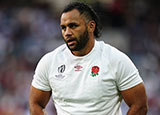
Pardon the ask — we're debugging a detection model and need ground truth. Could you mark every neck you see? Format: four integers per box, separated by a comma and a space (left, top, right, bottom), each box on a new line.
72, 38, 95, 56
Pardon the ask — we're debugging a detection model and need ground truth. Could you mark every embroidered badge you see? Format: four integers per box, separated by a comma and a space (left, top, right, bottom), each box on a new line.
91, 66, 100, 77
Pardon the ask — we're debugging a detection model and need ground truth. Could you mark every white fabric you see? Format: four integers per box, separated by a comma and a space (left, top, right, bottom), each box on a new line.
32, 40, 143, 115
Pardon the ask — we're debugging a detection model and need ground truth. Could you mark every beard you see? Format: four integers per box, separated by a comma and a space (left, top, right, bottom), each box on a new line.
65, 29, 89, 51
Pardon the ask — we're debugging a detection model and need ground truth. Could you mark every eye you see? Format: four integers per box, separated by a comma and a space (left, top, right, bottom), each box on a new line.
68, 23, 78, 29
61, 25, 66, 30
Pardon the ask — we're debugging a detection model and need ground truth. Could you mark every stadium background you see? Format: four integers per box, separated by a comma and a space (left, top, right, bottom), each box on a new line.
0, 0, 159, 114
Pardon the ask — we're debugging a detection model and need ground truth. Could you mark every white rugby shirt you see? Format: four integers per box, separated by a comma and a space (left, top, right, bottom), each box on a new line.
32, 40, 143, 115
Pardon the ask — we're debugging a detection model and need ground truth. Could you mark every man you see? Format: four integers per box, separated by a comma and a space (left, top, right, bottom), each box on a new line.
29, 2, 148, 115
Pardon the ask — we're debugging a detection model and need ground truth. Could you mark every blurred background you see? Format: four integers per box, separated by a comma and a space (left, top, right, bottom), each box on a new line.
0, 0, 160, 115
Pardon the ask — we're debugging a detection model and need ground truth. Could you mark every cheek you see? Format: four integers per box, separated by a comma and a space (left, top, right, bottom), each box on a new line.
76, 28, 87, 38
61, 31, 67, 40
61, 30, 65, 37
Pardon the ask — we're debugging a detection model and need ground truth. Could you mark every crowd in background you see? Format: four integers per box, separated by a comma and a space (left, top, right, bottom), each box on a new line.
0, 0, 159, 115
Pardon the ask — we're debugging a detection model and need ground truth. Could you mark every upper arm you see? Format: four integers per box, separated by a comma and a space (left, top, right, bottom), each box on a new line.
29, 85, 52, 109
121, 83, 148, 109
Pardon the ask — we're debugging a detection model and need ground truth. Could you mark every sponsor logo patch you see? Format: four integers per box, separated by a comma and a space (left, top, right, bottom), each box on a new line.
74, 65, 83, 71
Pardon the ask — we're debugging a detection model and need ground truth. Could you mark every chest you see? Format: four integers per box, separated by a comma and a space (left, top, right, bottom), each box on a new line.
48, 57, 118, 102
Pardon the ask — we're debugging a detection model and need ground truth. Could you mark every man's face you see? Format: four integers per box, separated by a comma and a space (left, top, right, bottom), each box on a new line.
60, 9, 89, 51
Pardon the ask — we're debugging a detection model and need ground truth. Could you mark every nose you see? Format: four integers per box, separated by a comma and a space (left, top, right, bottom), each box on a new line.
64, 27, 72, 37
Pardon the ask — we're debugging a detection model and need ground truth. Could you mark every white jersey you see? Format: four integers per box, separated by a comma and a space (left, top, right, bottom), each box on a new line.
32, 40, 143, 115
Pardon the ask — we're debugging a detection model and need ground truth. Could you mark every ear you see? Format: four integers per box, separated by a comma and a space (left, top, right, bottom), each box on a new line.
88, 20, 96, 33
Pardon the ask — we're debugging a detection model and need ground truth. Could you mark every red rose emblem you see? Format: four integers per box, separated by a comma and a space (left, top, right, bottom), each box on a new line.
91, 66, 100, 77
92, 66, 99, 73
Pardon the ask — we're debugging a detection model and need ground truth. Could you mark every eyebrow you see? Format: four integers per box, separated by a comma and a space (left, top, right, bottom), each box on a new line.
60, 22, 79, 27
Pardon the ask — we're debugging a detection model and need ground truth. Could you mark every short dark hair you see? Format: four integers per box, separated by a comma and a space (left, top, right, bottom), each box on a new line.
62, 2, 102, 38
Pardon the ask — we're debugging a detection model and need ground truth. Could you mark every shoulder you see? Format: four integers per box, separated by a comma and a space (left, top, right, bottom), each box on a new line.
43, 44, 67, 58
38, 44, 67, 64
96, 40, 126, 60
97, 40, 134, 70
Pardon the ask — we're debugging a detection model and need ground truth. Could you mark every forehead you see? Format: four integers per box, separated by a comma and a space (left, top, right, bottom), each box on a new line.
60, 9, 86, 25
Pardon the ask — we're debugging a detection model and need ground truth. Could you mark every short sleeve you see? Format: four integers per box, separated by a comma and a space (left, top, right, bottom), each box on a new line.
32, 54, 51, 91
110, 48, 143, 91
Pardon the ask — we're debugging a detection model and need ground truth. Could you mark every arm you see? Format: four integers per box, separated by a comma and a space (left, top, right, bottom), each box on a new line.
29, 86, 52, 115
121, 83, 148, 115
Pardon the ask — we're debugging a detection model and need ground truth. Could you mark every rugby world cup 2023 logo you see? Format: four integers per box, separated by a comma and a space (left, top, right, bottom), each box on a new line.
55, 65, 66, 79
58, 65, 65, 73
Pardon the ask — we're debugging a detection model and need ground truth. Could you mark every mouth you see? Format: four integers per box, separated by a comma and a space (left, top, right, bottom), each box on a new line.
66, 38, 77, 46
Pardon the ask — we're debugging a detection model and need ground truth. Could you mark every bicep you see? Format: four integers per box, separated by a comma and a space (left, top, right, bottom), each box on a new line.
29, 85, 52, 108
121, 83, 148, 107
